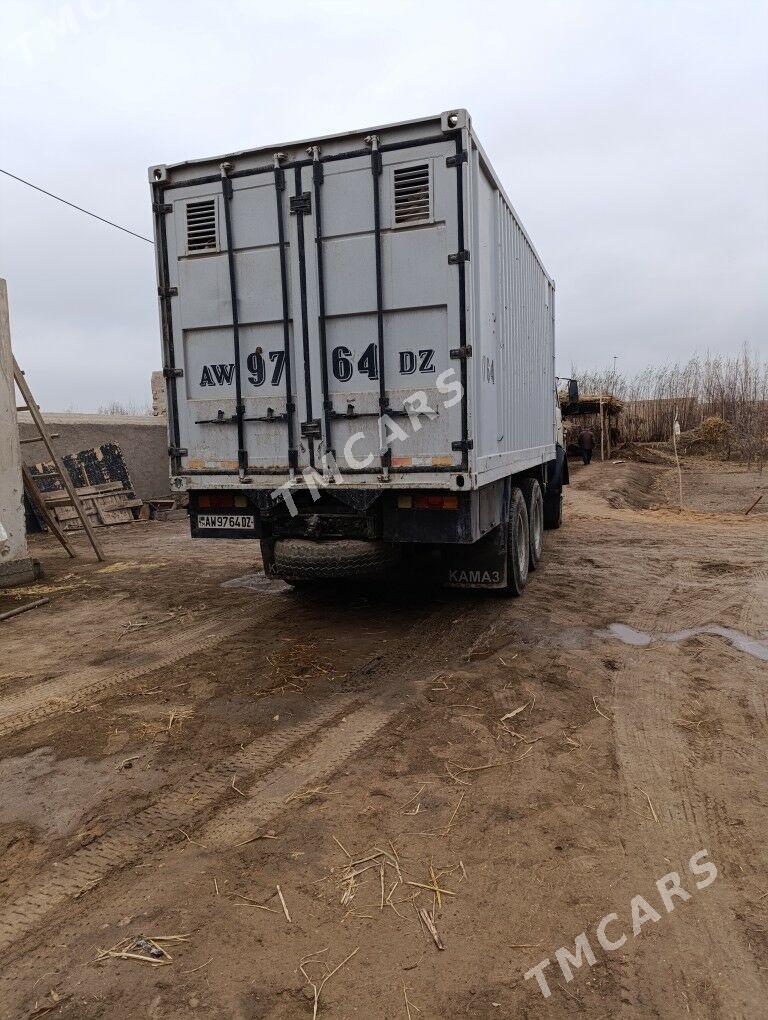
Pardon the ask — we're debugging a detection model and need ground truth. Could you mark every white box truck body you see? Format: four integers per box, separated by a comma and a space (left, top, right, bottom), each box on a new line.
149, 109, 568, 591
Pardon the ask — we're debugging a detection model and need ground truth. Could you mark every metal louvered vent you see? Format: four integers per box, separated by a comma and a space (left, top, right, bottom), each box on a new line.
186, 198, 217, 252
393, 163, 431, 225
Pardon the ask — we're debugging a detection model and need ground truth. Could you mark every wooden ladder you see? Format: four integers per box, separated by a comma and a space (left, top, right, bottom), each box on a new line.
14, 357, 105, 562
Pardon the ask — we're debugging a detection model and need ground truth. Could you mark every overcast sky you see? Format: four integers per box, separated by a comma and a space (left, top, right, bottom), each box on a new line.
1, 0, 766, 411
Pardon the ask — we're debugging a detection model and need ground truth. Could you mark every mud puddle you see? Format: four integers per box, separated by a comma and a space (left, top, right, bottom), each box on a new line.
600, 622, 768, 661
0, 748, 156, 838
220, 572, 291, 593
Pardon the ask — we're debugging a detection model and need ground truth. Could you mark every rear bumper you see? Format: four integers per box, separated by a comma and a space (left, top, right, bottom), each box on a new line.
188, 481, 505, 546
188, 460, 557, 547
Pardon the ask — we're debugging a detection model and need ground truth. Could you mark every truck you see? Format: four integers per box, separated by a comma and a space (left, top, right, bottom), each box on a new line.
149, 109, 568, 593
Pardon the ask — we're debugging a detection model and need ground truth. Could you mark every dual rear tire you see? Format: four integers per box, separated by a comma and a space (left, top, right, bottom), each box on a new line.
520, 478, 544, 570
506, 479, 545, 596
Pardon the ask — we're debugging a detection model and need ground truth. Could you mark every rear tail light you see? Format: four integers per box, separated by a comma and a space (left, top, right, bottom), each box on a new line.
398, 494, 459, 510
196, 492, 248, 509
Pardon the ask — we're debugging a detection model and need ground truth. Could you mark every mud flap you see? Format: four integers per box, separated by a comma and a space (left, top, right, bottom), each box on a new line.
549, 443, 568, 489
442, 522, 508, 589
260, 537, 277, 577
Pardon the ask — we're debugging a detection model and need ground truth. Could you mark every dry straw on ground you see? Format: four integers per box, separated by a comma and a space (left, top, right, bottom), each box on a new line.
95, 933, 190, 967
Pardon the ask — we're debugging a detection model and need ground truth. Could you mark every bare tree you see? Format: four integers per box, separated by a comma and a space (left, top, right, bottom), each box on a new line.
569, 344, 767, 463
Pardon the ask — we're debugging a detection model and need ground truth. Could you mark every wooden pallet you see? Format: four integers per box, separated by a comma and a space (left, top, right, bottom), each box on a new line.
45, 484, 143, 531
16, 366, 148, 548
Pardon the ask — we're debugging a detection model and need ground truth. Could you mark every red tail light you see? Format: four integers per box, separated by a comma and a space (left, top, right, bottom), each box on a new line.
197, 492, 248, 509
411, 494, 459, 510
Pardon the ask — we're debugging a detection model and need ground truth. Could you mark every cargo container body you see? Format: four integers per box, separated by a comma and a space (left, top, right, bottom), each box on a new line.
149, 109, 568, 591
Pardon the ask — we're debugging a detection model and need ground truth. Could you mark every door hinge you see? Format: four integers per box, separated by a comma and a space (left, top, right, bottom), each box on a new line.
290, 193, 312, 215
153, 202, 172, 214
163, 367, 183, 379
446, 151, 468, 167
451, 439, 474, 452
158, 286, 178, 298
450, 345, 473, 360
168, 446, 187, 457
448, 250, 470, 265
301, 419, 322, 438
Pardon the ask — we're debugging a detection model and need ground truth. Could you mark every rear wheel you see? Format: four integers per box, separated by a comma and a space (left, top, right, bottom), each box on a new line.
506, 487, 529, 596
520, 478, 544, 570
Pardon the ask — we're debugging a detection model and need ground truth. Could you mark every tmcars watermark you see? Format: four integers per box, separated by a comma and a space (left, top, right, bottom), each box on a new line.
11, 0, 127, 67
269, 367, 463, 516
525, 849, 718, 1000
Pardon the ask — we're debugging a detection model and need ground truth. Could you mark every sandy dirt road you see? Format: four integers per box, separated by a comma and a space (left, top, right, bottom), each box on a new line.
0, 457, 766, 1019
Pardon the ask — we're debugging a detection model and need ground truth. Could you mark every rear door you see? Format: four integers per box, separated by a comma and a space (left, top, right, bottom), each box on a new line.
159, 130, 466, 479
162, 169, 297, 477
295, 137, 464, 475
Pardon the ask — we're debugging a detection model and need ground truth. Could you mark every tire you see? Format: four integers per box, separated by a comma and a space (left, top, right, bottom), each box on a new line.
272, 538, 398, 581
506, 487, 529, 596
520, 478, 544, 571
543, 487, 563, 530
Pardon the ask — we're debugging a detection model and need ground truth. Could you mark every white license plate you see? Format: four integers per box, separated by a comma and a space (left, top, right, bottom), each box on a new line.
197, 513, 255, 530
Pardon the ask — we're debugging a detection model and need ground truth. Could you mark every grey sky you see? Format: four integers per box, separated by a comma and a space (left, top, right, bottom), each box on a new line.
1, 0, 766, 411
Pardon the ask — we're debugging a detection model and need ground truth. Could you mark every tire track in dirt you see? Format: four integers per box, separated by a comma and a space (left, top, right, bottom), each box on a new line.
201, 697, 400, 847
0, 605, 277, 740
0, 693, 361, 953
200, 594, 485, 852
738, 565, 768, 639
614, 660, 766, 1016
0, 599, 475, 957
569, 472, 768, 1014
738, 561, 768, 739
203, 596, 500, 845
625, 553, 742, 633
613, 556, 768, 1018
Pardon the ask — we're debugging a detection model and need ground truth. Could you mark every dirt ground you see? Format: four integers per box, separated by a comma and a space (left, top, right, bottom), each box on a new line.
1, 455, 766, 1019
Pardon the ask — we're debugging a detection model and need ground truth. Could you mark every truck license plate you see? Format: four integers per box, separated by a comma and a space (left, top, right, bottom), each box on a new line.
197, 513, 254, 530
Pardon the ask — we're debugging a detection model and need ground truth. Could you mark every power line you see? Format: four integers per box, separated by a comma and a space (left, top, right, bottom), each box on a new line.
0, 168, 154, 245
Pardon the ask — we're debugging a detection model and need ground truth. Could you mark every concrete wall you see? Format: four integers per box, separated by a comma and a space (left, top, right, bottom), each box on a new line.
0, 279, 35, 587
18, 413, 171, 501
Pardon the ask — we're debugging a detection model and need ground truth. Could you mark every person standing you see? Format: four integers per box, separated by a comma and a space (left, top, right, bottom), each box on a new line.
579, 426, 594, 465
